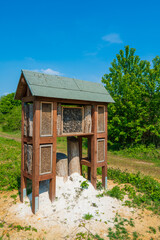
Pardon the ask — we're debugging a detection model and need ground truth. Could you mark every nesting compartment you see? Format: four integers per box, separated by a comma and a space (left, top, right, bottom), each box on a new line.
40, 102, 53, 136
97, 139, 105, 162
98, 106, 105, 132
24, 144, 33, 174
40, 144, 52, 175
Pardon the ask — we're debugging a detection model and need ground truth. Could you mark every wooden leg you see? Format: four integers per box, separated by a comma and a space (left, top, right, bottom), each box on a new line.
102, 163, 107, 189
20, 173, 27, 202
32, 179, 39, 214
49, 176, 56, 202
91, 136, 97, 189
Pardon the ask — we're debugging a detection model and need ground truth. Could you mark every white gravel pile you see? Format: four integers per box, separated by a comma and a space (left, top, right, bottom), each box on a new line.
12, 173, 133, 228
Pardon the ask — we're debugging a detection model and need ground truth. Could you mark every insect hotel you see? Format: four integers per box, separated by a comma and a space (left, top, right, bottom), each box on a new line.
15, 70, 114, 214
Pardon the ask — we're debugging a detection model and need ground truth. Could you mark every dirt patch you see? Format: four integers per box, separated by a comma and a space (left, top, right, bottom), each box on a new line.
0, 176, 160, 239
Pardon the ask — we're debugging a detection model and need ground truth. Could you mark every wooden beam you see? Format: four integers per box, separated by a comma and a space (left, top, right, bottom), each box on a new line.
58, 133, 94, 137
49, 101, 57, 202
91, 105, 97, 188
102, 105, 108, 188
22, 96, 35, 103
20, 102, 27, 202
32, 101, 40, 214
80, 159, 91, 167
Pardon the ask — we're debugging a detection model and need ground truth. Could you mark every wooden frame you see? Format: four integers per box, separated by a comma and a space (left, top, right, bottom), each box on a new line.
39, 144, 53, 175
40, 102, 53, 137
62, 106, 84, 135
20, 95, 108, 214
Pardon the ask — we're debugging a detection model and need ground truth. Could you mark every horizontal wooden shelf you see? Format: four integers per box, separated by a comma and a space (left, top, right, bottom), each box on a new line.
58, 133, 94, 137
39, 173, 54, 181
97, 132, 107, 139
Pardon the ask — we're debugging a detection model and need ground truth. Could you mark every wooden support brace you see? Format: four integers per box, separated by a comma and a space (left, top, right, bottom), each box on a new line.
102, 105, 108, 189
91, 105, 97, 189
78, 136, 82, 175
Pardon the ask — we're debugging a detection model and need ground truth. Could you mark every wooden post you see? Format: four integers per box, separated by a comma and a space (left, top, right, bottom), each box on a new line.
102, 105, 108, 188
49, 101, 57, 202
20, 102, 27, 202
32, 100, 40, 214
91, 105, 97, 188
78, 136, 82, 175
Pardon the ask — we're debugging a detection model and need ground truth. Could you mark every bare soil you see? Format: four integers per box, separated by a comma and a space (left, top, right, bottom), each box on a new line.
0, 180, 160, 240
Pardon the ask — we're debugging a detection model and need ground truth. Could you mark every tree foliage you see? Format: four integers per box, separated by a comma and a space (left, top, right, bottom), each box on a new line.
0, 93, 21, 131
102, 46, 160, 149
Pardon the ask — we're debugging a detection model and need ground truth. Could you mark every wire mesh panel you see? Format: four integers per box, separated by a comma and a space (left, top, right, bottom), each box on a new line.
98, 106, 105, 132
40, 102, 52, 136
62, 107, 83, 134
97, 139, 105, 162
40, 144, 52, 175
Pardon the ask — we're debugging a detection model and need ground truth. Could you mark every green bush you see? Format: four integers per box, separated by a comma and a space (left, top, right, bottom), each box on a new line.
2, 105, 21, 132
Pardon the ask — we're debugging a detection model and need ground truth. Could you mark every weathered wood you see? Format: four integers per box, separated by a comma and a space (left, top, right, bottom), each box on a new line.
56, 153, 68, 177
102, 105, 108, 188
49, 101, 57, 202
21, 102, 27, 202
78, 137, 82, 175
91, 105, 97, 189
88, 137, 91, 161
84, 105, 92, 133
28, 104, 33, 137
32, 101, 40, 214
67, 137, 80, 175
57, 103, 62, 135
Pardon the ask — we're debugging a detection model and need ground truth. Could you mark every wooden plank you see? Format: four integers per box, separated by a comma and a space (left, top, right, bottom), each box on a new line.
57, 103, 62, 135
22, 96, 35, 102
23, 136, 33, 144
97, 132, 107, 139
39, 173, 54, 181
36, 96, 109, 105
49, 101, 57, 202
91, 105, 97, 188
20, 102, 27, 202
32, 100, 40, 214
58, 133, 94, 137
39, 137, 54, 144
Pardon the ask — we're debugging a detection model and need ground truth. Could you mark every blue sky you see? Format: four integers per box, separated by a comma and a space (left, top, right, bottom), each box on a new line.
0, 0, 160, 96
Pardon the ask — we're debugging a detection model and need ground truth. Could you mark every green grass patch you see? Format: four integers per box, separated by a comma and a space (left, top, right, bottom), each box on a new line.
83, 213, 93, 220
0, 137, 21, 190
110, 144, 160, 166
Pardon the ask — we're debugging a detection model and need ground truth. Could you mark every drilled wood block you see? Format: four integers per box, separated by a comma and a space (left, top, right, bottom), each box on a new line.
67, 137, 80, 175
98, 106, 105, 132
41, 103, 52, 136
56, 152, 68, 177
63, 107, 83, 133
97, 139, 105, 162
40, 145, 52, 174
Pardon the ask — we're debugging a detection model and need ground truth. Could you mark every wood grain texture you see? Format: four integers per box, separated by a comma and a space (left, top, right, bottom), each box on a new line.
56, 153, 68, 177
21, 102, 26, 202
67, 137, 80, 175
91, 105, 97, 189
32, 100, 40, 214
102, 104, 108, 187
49, 101, 57, 202
57, 103, 62, 135
28, 104, 33, 137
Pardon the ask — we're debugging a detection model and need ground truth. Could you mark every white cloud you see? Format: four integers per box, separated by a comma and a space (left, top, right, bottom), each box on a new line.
102, 33, 123, 44
33, 68, 62, 76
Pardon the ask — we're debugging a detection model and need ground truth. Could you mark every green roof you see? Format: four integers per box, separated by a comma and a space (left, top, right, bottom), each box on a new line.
15, 70, 114, 103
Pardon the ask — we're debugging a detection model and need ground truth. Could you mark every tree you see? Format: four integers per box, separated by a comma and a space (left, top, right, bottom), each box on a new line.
102, 46, 160, 149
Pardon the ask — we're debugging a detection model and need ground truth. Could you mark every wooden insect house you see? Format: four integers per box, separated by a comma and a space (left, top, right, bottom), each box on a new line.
15, 70, 114, 214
